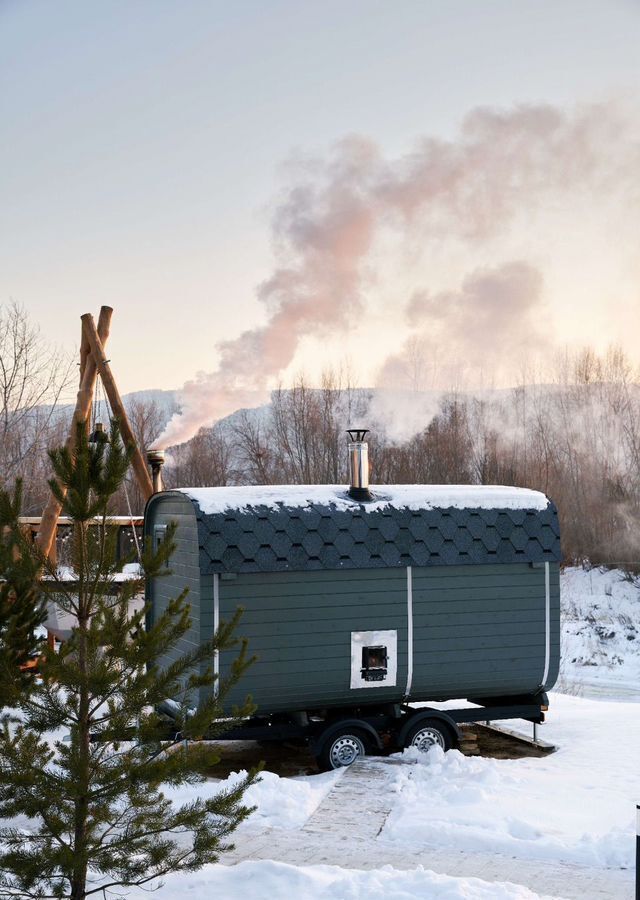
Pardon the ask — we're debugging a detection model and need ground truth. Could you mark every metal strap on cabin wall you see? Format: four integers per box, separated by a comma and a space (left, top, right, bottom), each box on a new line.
540, 561, 551, 688
405, 566, 414, 699
213, 574, 220, 698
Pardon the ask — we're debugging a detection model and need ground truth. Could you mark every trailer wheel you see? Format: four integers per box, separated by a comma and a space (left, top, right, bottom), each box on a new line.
404, 718, 453, 754
317, 727, 370, 771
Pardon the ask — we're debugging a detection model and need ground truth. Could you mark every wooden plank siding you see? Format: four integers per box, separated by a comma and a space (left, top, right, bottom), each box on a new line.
208, 562, 559, 715
410, 563, 560, 699
144, 494, 202, 704
213, 568, 408, 714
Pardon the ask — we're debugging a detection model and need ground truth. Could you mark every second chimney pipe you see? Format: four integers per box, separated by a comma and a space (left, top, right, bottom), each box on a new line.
146, 449, 165, 494
347, 429, 372, 501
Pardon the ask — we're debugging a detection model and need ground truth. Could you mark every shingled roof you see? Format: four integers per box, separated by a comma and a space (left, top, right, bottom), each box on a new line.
170, 485, 561, 575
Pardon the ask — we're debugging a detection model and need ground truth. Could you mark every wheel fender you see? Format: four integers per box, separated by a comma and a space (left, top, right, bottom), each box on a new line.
397, 710, 461, 747
310, 718, 384, 756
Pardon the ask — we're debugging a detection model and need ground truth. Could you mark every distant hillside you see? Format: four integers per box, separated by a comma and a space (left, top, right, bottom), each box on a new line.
38, 380, 640, 452
44, 383, 587, 447
52, 388, 180, 423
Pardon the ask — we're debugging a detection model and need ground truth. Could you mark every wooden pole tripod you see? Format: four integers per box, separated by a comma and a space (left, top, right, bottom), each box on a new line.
37, 306, 154, 561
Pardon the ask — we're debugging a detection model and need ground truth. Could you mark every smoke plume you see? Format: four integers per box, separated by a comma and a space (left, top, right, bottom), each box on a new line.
157, 101, 638, 448
157, 137, 379, 447
379, 260, 546, 387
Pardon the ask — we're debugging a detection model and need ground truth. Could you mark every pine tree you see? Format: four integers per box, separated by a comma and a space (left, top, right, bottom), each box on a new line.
0, 421, 258, 899
0, 480, 46, 708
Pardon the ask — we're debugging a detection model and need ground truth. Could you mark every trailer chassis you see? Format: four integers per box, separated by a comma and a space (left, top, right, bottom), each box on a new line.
160, 695, 550, 770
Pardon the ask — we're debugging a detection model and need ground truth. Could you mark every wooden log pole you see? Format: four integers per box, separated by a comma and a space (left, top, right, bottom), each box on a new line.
37, 307, 113, 561
76, 307, 112, 438
81, 313, 154, 503
78, 321, 94, 435
79, 326, 90, 385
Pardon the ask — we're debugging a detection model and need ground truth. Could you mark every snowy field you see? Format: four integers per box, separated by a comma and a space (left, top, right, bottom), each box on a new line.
558, 566, 640, 700
121, 566, 639, 900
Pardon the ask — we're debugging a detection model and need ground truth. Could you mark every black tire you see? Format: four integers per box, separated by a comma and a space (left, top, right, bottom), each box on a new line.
316, 726, 371, 771
403, 717, 454, 754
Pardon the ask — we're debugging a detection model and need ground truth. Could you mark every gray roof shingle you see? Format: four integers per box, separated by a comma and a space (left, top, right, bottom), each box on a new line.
179, 490, 561, 574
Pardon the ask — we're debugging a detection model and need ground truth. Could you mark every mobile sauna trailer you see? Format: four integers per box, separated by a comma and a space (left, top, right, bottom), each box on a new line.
145, 435, 560, 769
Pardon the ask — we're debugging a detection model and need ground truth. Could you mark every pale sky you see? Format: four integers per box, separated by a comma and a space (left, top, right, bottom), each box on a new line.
2, 0, 639, 398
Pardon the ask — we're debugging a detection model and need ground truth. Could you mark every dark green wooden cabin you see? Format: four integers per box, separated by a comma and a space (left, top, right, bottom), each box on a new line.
145, 483, 560, 715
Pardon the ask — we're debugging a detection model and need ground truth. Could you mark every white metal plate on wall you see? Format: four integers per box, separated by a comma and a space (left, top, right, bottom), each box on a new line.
350, 629, 398, 689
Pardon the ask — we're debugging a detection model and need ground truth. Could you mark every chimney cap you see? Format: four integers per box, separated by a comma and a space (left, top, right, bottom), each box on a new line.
347, 429, 369, 443
146, 448, 166, 464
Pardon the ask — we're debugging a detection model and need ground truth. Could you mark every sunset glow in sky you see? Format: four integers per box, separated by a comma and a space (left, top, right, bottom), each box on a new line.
2, 0, 639, 408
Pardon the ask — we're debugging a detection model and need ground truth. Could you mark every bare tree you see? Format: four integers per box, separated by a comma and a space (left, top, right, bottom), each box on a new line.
231, 411, 276, 484
376, 394, 474, 485
0, 301, 73, 509
165, 424, 236, 489
269, 370, 369, 484
119, 396, 174, 512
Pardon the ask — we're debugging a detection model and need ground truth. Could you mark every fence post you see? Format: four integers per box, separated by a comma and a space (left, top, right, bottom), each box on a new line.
636, 803, 639, 900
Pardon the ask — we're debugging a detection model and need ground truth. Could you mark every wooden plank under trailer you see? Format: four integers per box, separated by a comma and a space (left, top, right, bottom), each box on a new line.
474, 721, 556, 754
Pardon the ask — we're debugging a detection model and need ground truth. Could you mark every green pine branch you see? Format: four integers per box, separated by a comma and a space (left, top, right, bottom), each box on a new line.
0, 479, 47, 708
0, 422, 259, 900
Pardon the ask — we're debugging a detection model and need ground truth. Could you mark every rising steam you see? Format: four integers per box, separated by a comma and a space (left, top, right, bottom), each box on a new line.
379, 260, 546, 388
156, 101, 638, 448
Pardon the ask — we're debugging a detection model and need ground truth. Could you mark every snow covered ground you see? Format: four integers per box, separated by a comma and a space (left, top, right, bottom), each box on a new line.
129, 859, 558, 899
384, 693, 638, 870
159, 697, 637, 872
166, 767, 340, 831
558, 566, 640, 700
129, 691, 635, 899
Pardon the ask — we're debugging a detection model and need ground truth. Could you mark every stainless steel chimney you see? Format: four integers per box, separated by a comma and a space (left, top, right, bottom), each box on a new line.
146, 449, 165, 494
347, 429, 372, 501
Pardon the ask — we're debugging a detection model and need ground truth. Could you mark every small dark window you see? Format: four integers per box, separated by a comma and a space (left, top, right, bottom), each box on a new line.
361, 645, 388, 682
153, 525, 169, 567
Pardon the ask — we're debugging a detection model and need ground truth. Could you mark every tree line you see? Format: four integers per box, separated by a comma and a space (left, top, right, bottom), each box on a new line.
3, 302, 639, 568
167, 352, 640, 569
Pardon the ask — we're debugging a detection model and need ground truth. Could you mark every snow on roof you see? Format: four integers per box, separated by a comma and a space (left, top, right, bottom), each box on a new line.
176, 484, 549, 515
